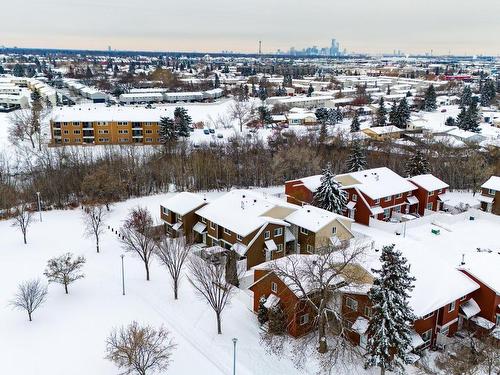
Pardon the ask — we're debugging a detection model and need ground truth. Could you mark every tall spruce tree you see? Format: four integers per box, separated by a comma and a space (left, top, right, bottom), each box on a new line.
389, 101, 398, 125
459, 85, 473, 108
365, 244, 416, 375
351, 112, 360, 132
346, 142, 367, 172
313, 164, 347, 214
405, 150, 430, 177
423, 84, 437, 111
395, 97, 411, 129
174, 107, 191, 137
159, 116, 177, 143
315, 108, 329, 124
376, 97, 387, 126
307, 84, 314, 97
465, 99, 480, 132
479, 79, 496, 106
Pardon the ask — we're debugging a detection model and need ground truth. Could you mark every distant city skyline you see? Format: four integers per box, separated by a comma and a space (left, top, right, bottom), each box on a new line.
1, 0, 499, 56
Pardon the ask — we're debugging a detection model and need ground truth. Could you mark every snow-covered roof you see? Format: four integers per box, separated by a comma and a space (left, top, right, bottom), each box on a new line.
195, 189, 296, 237
459, 252, 500, 295
351, 316, 369, 335
481, 176, 500, 191
409, 174, 449, 192
162, 192, 207, 216
299, 174, 322, 193
338, 167, 417, 200
365, 125, 401, 135
285, 205, 352, 233
459, 298, 481, 319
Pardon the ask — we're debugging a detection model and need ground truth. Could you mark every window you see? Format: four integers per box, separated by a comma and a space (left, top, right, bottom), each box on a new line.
145, 138, 153, 142
332, 226, 337, 235
460, 295, 466, 301
177, 214, 182, 223
346, 297, 358, 311
118, 138, 128, 142
271, 282, 277, 293
496, 314, 500, 326
306, 244, 313, 254
98, 129, 109, 134
364, 306, 372, 318
429, 190, 434, 196
210, 221, 216, 230
201, 217, 206, 223
396, 193, 402, 199
98, 138, 110, 142
422, 312, 434, 320
448, 301, 456, 313
374, 198, 380, 204
421, 329, 432, 345
161, 207, 169, 215
274, 228, 283, 237
488, 189, 496, 195
440, 326, 449, 337
73, 130, 81, 134
277, 244, 283, 252
352, 194, 357, 202
394, 206, 401, 213
224, 227, 231, 235
63, 130, 69, 134
383, 208, 390, 219
300, 227, 309, 235
299, 314, 309, 325
145, 129, 153, 134
118, 129, 128, 134
427, 203, 433, 210
237, 234, 243, 241
63, 138, 70, 143
74, 138, 81, 143
384, 196, 391, 202
264, 231, 270, 240
408, 191, 412, 196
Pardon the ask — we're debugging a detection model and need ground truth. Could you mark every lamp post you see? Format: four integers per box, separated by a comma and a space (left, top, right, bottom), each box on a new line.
36, 192, 42, 222
232, 338, 238, 375
120, 254, 125, 295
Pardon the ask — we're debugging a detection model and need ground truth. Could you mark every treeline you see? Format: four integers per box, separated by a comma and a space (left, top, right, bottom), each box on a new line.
0, 132, 498, 213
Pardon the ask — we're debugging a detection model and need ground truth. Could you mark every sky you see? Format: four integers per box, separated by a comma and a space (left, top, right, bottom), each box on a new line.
1, 0, 499, 55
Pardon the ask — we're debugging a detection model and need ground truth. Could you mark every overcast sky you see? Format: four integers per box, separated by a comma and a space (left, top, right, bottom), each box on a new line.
1, 0, 499, 55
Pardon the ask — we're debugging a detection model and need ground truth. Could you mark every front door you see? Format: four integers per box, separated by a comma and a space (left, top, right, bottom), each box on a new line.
360, 334, 367, 349
349, 209, 355, 219
265, 250, 272, 262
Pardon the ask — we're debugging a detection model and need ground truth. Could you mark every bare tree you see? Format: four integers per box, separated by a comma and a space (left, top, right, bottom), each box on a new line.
229, 99, 255, 133
83, 205, 107, 253
187, 256, 236, 334
105, 321, 176, 375
155, 236, 191, 300
44, 252, 86, 294
120, 207, 155, 281
265, 241, 368, 370
12, 203, 34, 244
10, 279, 48, 321
8, 109, 38, 149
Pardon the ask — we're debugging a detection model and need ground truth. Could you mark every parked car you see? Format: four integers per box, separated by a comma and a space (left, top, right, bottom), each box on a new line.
203, 128, 210, 135
217, 133, 223, 139
209, 128, 215, 134
441, 109, 447, 113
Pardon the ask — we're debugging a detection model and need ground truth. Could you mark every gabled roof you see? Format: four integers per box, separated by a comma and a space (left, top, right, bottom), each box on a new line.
195, 189, 297, 237
459, 252, 500, 295
409, 174, 449, 192
285, 205, 353, 233
162, 192, 207, 216
481, 176, 500, 191
337, 167, 417, 200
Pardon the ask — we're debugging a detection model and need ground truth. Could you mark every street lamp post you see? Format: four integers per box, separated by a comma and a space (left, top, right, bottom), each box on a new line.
232, 338, 238, 375
36, 192, 42, 222
120, 254, 125, 295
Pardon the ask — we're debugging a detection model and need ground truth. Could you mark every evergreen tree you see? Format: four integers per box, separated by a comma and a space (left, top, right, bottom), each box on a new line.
405, 150, 431, 177
456, 106, 468, 130
376, 97, 387, 126
307, 84, 314, 97
386, 86, 391, 95
159, 116, 177, 143
13, 64, 24, 77
445, 117, 455, 127
480, 79, 496, 106
315, 108, 329, 124
423, 84, 437, 111
257, 296, 269, 325
459, 85, 472, 108
174, 107, 191, 137
334, 108, 343, 123
0, 65, 4, 74
346, 142, 367, 172
395, 98, 410, 129
258, 87, 268, 102
351, 112, 360, 132
389, 101, 398, 125
214, 73, 220, 88
258, 106, 272, 124
85, 66, 93, 79
465, 99, 480, 133
313, 164, 348, 214
365, 244, 416, 375
267, 304, 287, 335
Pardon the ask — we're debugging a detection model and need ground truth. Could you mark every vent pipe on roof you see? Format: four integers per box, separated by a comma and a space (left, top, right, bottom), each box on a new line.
241, 201, 244, 210
460, 253, 465, 266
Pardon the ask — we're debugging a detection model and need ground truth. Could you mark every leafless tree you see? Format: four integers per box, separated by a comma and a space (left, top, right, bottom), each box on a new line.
83, 205, 107, 253
10, 279, 48, 321
265, 241, 368, 370
229, 99, 255, 132
155, 236, 191, 300
12, 203, 34, 244
187, 256, 236, 334
9, 109, 38, 149
105, 321, 176, 375
120, 207, 155, 281
44, 252, 86, 294
475, 334, 500, 375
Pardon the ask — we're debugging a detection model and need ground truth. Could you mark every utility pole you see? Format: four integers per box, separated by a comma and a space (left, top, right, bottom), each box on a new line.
232, 338, 238, 375
36, 191, 42, 222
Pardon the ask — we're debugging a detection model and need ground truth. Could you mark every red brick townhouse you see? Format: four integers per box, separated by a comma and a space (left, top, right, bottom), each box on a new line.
286, 167, 419, 226
478, 176, 500, 215
459, 253, 500, 333
341, 247, 480, 351
160, 192, 208, 239
407, 174, 450, 216
249, 255, 317, 337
